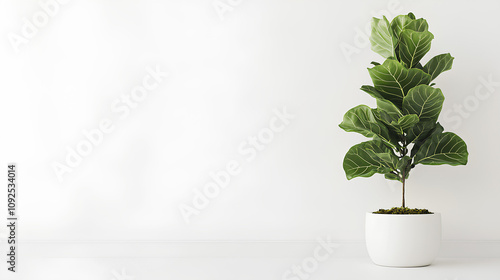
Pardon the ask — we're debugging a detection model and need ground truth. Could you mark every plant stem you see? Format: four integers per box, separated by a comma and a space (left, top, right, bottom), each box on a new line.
402, 170, 406, 208
401, 138, 407, 208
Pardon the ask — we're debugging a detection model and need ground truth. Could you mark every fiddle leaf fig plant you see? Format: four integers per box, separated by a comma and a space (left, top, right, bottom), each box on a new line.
339, 12, 468, 209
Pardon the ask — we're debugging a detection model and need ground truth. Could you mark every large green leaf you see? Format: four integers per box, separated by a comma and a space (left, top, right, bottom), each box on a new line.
360, 84, 386, 100
370, 16, 397, 59
402, 85, 444, 122
414, 132, 468, 166
398, 29, 434, 68
391, 15, 415, 40
360, 85, 406, 140
374, 151, 399, 171
407, 18, 428, 32
339, 105, 394, 147
390, 14, 428, 62
409, 122, 443, 157
371, 110, 402, 146
375, 109, 419, 135
406, 120, 438, 143
423, 53, 454, 81
377, 99, 401, 118
360, 85, 402, 120
393, 114, 419, 131
343, 140, 398, 180
368, 59, 431, 108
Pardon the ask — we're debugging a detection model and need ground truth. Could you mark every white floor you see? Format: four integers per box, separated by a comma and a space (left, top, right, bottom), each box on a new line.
1, 242, 499, 279
3, 257, 500, 280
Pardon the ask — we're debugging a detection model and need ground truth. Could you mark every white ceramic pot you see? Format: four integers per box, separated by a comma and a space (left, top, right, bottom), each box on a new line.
365, 212, 441, 267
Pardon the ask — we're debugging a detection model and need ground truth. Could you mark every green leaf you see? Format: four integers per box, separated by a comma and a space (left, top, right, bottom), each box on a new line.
374, 109, 397, 124
360, 85, 386, 100
398, 29, 434, 68
402, 85, 444, 122
397, 156, 412, 171
360, 85, 403, 119
368, 59, 431, 108
410, 122, 444, 158
370, 61, 381, 66
376, 111, 419, 135
414, 132, 469, 166
390, 15, 414, 39
407, 18, 428, 32
406, 120, 438, 143
423, 53, 454, 81
390, 14, 428, 62
339, 105, 394, 147
343, 140, 397, 180
375, 152, 399, 170
414, 62, 424, 70
394, 114, 419, 131
370, 16, 397, 58
377, 98, 402, 119
397, 156, 412, 179
371, 111, 402, 146
384, 172, 401, 181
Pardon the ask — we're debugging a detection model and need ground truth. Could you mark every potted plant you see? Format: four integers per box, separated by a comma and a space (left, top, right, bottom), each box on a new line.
339, 12, 469, 267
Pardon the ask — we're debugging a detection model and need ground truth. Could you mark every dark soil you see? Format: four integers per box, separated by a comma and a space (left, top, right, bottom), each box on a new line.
373, 207, 433, 214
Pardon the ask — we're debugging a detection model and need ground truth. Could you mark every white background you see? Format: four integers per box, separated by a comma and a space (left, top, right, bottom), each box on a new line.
0, 0, 499, 246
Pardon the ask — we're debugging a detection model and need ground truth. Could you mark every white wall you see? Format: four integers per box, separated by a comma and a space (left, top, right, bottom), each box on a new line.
0, 0, 499, 243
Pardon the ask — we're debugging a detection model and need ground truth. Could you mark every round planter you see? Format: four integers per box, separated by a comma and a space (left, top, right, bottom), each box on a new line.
365, 212, 441, 267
